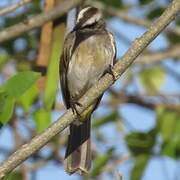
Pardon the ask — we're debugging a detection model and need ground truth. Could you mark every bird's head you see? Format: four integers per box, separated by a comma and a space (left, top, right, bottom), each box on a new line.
73, 6, 104, 31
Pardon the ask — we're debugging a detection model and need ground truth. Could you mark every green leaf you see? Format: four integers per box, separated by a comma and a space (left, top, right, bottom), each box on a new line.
125, 129, 156, 156
0, 71, 39, 124
2, 71, 40, 98
44, 24, 65, 110
161, 140, 179, 159
19, 83, 38, 112
162, 120, 180, 158
0, 95, 15, 124
166, 32, 180, 44
157, 107, 180, 159
130, 154, 150, 180
0, 53, 8, 68
0, 90, 6, 110
33, 109, 51, 133
157, 107, 179, 142
97, 0, 123, 8
4, 171, 23, 180
147, 7, 165, 19
90, 147, 114, 178
139, 67, 165, 94
92, 111, 119, 128
139, 0, 153, 5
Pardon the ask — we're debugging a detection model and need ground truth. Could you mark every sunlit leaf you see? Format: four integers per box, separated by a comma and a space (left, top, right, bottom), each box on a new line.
139, 66, 165, 94
0, 71, 39, 124
2, 71, 40, 98
44, 24, 65, 110
33, 109, 51, 133
130, 154, 150, 180
158, 107, 180, 159
0, 90, 6, 111
157, 107, 179, 142
19, 83, 38, 112
161, 141, 179, 159
0, 96, 15, 124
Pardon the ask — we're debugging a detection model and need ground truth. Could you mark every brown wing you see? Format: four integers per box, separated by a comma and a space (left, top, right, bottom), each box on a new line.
60, 30, 98, 108
59, 32, 75, 108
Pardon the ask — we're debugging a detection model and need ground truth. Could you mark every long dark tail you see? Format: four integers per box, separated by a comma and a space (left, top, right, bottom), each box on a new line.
64, 118, 91, 174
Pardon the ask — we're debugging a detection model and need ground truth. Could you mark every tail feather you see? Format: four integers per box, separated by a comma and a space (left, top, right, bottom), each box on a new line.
64, 118, 91, 174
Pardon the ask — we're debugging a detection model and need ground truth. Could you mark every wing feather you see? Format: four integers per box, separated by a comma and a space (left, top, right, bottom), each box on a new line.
59, 33, 75, 108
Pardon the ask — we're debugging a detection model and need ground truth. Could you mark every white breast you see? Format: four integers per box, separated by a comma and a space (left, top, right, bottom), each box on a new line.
67, 33, 115, 99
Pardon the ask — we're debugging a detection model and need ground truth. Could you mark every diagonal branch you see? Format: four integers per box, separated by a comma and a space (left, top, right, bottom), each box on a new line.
0, 0, 179, 178
0, 0, 81, 43
0, 0, 32, 16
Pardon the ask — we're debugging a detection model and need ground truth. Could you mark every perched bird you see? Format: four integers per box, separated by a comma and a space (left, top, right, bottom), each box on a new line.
59, 6, 116, 174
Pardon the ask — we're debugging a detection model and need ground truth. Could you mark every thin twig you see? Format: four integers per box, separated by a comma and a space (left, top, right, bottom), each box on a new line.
108, 89, 180, 110
0, 0, 81, 43
0, 0, 179, 178
104, 154, 130, 173
0, 0, 32, 16
136, 44, 180, 64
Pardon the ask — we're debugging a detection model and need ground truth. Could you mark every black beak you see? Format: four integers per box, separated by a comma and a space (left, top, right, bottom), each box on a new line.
73, 21, 83, 31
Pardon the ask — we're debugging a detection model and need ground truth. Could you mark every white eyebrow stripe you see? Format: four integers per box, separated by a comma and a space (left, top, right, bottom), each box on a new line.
82, 12, 101, 27
77, 7, 91, 23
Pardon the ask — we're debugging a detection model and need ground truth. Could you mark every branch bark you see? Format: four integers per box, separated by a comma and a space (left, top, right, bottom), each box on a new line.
0, 0, 81, 43
0, 0, 32, 16
0, 0, 179, 178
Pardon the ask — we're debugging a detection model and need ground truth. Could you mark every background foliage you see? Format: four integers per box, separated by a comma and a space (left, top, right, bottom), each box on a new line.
0, 0, 179, 180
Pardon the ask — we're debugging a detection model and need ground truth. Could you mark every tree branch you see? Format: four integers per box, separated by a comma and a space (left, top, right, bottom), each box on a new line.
0, 0, 81, 43
0, 0, 179, 178
0, 0, 32, 16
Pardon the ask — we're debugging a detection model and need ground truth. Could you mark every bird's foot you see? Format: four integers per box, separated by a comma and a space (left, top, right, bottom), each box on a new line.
106, 65, 119, 81
70, 99, 82, 116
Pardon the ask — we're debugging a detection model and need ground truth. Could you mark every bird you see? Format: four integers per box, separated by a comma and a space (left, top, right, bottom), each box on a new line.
59, 6, 116, 174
